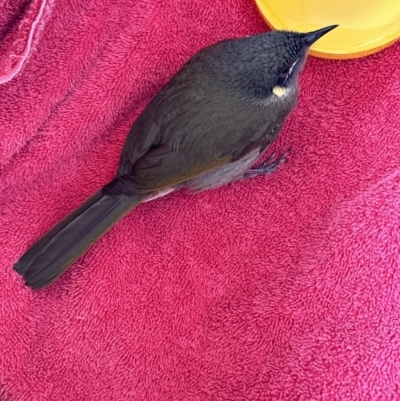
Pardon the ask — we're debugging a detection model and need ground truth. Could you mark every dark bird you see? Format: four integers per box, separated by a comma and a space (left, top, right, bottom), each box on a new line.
14, 25, 337, 289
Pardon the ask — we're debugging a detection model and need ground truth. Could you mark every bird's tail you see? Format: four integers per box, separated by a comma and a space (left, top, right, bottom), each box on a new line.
14, 189, 147, 289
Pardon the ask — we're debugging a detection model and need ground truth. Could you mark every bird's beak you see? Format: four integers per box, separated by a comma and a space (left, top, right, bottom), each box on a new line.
303, 25, 338, 46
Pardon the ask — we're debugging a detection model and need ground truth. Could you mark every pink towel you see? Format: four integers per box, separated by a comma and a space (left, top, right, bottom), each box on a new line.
1, 0, 400, 399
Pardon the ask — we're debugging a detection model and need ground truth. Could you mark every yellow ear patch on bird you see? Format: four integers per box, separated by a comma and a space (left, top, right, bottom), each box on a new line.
272, 86, 288, 97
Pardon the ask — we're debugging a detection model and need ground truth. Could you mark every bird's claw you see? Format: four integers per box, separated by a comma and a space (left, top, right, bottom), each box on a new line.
242, 149, 290, 180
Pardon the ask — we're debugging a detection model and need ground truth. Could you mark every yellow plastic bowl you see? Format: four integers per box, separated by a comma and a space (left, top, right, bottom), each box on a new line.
254, 0, 400, 59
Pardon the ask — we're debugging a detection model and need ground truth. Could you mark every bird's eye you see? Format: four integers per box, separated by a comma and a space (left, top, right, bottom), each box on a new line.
279, 57, 301, 80
279, 68, 290, 79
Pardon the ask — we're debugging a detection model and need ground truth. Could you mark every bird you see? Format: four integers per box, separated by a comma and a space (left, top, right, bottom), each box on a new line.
14, 25, 338, 289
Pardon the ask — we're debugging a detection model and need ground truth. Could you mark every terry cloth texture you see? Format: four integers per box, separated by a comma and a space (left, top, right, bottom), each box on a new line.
1, 0, 400, 400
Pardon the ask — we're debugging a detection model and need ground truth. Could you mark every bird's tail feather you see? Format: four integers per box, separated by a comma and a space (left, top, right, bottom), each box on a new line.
14, 189, 147, 289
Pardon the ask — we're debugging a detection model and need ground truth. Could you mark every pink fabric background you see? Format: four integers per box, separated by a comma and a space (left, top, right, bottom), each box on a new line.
1, 0, 400, 399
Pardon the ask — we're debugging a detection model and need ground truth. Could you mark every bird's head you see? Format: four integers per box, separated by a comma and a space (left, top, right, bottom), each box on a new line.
267, 25, 338, 94
211, 25, 338, 100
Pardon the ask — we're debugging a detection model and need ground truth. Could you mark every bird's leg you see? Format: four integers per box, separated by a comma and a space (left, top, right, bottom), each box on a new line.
242, 150, 289, 180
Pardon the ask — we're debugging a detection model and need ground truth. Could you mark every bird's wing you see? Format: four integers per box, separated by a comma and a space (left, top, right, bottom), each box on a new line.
119, 90, 284, 193
115, 60, 289, 194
